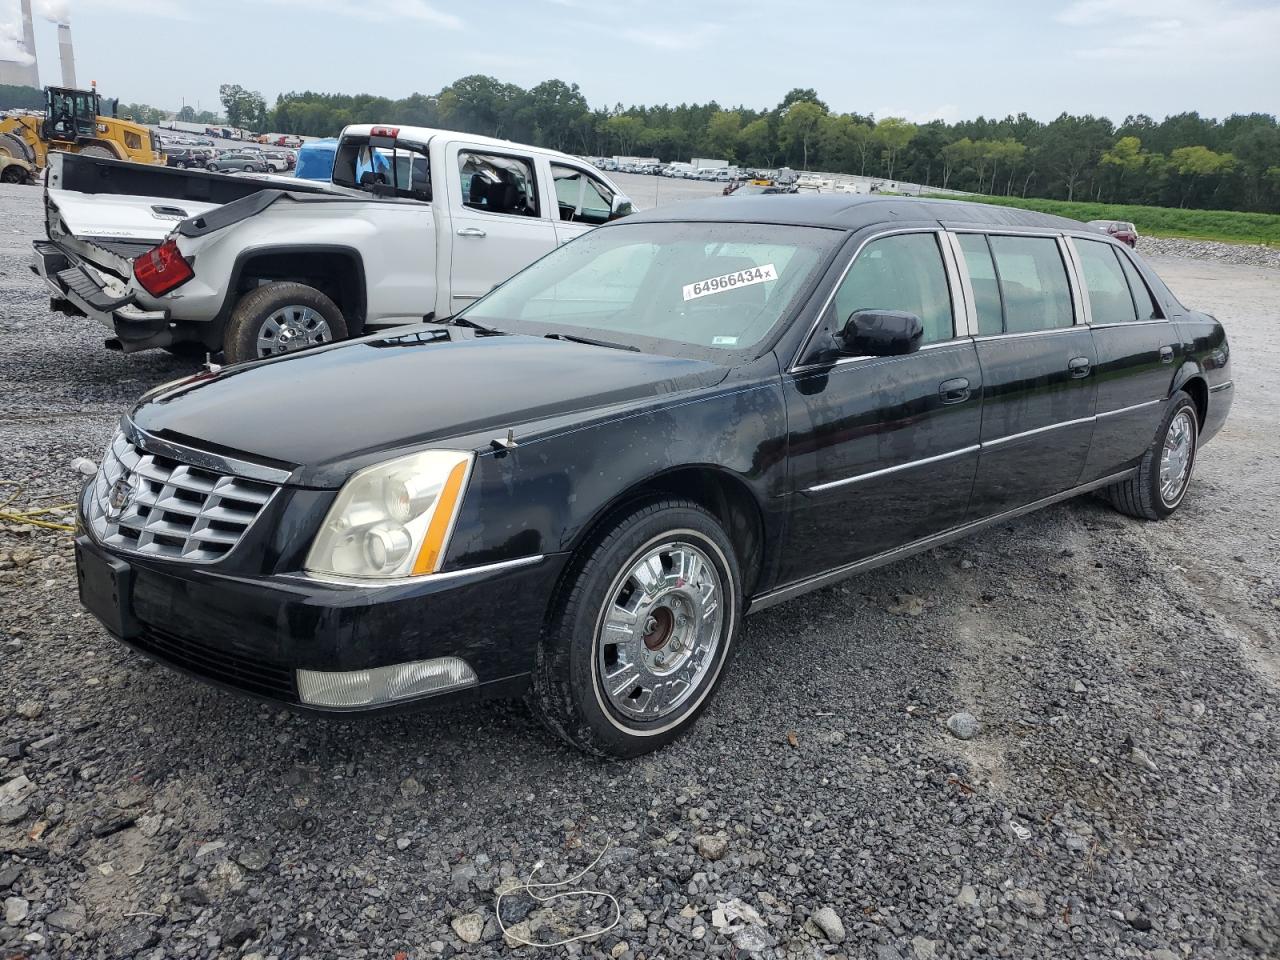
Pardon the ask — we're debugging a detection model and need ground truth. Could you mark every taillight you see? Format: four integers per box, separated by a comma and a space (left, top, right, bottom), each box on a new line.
133, 239, 193, 296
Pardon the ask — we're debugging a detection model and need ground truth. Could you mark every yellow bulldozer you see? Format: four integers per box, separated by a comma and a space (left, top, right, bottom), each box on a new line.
0, 85, 163, 171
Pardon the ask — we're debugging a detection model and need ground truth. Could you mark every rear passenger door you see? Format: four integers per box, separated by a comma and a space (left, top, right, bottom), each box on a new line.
1068, 236, 1178, 483
952, 231, 1097, 517
780, 230, 983, 585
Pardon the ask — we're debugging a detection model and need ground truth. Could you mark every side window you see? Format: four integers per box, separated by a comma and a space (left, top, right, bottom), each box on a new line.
833, 233, 954, 345
956, 233, 1003, 336
987, 236, 1074, 333
459, 152, 539, 218
1076, 239, 1138, 325
1115, 249, 1162, 321
551, 164, 615, 225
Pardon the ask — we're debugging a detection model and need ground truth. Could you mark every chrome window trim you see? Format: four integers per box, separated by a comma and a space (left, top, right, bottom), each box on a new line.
971, 325, 1084, 343
1209, 380, 1233, 393
941, 231, 978, 338
288, 554, 546, 590
1087, 319, 1171, 329
789, 338, 971, 376
1057, 235, 1088, 327
805, 444, 980, 494
788, 227, 957, 373
125, 419, 293, 485
938, 229, 973, 338
750, 468, 1138, 613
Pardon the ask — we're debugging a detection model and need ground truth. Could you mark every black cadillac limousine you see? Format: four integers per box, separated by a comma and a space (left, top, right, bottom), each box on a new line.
75, 195, 1233, 757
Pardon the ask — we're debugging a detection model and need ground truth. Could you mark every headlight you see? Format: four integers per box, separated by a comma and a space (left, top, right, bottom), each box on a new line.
305, 450, 473, 580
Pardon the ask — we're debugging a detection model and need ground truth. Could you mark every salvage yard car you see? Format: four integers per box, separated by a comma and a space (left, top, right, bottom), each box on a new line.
73, 195, 1233, 757
32, 125, 631, 362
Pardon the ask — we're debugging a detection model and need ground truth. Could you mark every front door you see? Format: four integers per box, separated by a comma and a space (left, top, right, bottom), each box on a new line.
953, 231, 1098, 518
446, 144, 558, 314
780, 230, 983, 585
548, 162, 621, 245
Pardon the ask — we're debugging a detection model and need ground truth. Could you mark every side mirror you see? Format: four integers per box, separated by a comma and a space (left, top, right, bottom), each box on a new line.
610, 193, 634, 219
837, 309, 924, 357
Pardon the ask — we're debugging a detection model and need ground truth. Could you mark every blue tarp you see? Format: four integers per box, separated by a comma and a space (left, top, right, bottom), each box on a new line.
295, 138, 338, 181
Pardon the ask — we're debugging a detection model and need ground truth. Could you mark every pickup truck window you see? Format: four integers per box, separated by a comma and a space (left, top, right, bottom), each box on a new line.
551, 164, 614, 225
459, 152, 540, 218
333, 137, 431, 201
458, 221, 838, 358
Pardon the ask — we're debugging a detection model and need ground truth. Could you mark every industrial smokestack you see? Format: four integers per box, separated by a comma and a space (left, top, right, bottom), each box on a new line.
57, 22, 74, 87
19, 0, 38, 85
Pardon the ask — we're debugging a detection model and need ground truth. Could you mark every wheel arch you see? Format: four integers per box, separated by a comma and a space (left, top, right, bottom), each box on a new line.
218, 245, 367, 338
562, 464, 769, 598
1171, 365, 1209, 428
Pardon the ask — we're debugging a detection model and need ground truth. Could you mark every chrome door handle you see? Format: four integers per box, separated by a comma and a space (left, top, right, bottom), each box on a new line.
456, 227, 486, 238
1068, 357, 1091, 379
1159, 345, 1174, 363
939, 377, 971, 404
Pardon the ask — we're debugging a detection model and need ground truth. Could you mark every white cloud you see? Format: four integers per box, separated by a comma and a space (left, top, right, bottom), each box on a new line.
621, 23, 719, 51
1056, 0, 1280, 70
36, 0, 70, 24
0, 16, 35, 66
79, 0, 197, 19
262, 0, 461, 28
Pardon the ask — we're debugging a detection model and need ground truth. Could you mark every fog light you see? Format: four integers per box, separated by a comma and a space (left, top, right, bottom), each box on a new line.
296, 657, 478, 708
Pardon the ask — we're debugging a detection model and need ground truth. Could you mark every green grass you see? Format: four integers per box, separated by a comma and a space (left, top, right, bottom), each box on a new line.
923, 194, 1280, 247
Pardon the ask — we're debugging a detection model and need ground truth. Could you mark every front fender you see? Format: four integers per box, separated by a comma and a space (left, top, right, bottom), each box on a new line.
441, 364, 787, 573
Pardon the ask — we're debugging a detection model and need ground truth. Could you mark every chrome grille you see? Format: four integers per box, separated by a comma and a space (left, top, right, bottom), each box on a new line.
86, 432, 277, 562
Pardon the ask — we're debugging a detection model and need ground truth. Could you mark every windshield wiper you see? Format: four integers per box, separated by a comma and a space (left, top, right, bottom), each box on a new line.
544, 332, 640, 352
441, 316, 501, 334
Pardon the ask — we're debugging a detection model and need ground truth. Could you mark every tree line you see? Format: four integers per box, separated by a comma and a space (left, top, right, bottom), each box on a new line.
251, 80, 1280, 213
5, 78, 1277, 213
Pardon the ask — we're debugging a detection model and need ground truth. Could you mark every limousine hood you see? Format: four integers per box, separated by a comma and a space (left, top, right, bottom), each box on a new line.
130, 329, 728, 484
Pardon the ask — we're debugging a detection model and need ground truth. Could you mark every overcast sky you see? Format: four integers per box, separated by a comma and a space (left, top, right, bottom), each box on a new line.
4, 0, 1278, 123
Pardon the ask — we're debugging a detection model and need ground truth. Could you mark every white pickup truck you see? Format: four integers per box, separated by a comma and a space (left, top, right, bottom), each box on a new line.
32, 125, 632, 362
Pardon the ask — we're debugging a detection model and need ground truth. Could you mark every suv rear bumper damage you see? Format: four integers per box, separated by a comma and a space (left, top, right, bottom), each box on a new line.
31, 239, 174, 351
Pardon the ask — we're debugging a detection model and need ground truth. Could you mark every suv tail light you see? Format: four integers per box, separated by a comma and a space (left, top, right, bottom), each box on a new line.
133, 239, 193, 296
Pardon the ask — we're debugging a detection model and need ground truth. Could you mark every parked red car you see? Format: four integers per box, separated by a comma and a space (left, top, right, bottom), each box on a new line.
1087, 219, 1139, 248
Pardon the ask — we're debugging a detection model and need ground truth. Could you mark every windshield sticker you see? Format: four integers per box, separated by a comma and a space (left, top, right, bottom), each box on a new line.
711, 336, 739, 346
683, 263, 777, 302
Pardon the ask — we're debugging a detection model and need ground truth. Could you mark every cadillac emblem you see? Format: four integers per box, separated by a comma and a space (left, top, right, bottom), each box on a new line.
106, 476, 135, 521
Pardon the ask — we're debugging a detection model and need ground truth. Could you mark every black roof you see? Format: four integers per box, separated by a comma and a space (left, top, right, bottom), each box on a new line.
626, 194, 1085, 233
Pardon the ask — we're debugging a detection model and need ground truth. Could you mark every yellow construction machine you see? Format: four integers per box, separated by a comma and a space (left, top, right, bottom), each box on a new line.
0, 85, 162, 170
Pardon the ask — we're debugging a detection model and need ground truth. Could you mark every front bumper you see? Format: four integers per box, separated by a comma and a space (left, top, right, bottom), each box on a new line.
31, 240, 173, 349
75, 529, 568, 714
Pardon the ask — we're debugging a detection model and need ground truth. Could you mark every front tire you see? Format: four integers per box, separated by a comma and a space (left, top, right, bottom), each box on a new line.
529, 499, 742, 758
223, 282, 347, 364
1104, 392, 1199, 520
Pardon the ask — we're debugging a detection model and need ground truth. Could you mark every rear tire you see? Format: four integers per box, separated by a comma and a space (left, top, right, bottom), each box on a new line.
528, 499, 742, 758
78, 145, 115, 159
1103, 392, 1199, 520
223, 282, 347, 364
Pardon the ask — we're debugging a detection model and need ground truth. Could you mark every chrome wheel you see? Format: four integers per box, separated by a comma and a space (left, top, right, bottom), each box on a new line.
256, 305, 333, 357
596, 539, 725, 723
1159, 409, 1197, 507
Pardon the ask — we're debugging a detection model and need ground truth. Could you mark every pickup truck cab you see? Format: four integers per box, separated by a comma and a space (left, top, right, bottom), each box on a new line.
32, 125, 632, 362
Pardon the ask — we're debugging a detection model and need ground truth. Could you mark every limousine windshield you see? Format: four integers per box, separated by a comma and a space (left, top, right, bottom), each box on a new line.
456, 221, 841, 357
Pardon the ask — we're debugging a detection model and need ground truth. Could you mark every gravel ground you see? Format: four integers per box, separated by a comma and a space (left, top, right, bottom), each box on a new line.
0, 179, 1277, 960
